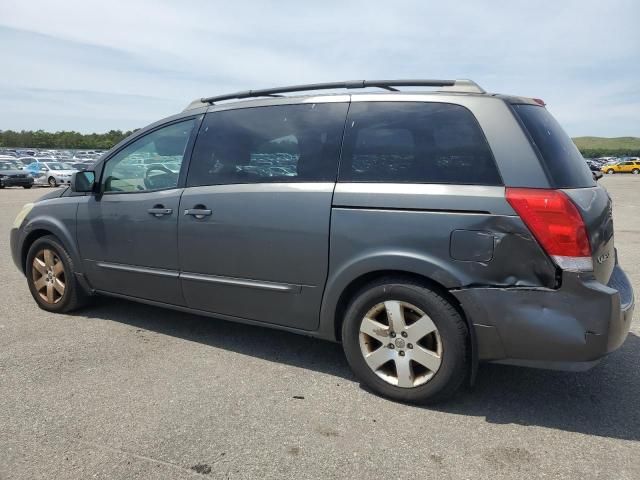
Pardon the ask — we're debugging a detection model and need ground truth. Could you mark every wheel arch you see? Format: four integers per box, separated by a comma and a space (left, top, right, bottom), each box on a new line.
322, 268, 479, 386
328, 269, 468, 342
20, 218, 81, 275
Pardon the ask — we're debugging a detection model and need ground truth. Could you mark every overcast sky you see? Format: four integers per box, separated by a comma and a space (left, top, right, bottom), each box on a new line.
0, 0, 638, 136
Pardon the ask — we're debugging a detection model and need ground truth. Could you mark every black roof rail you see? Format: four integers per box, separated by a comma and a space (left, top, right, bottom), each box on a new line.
197, 79, 484, 105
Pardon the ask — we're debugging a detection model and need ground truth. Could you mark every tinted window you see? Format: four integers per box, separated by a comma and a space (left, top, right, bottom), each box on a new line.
102, 119, 195, 192
187, 103, 348, 186
512, 104, 595, 188
339, 102, 501, 185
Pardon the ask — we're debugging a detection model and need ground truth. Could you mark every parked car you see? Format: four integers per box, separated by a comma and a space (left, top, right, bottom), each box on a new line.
70, 162, 95, 171
9, 79, 634, 404
24, 161, 78, 187
0, 161, 34, 189
601, 160, 640, 174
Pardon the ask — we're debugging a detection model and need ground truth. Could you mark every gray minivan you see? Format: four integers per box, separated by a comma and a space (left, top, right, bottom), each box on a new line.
10, 79, 634, 403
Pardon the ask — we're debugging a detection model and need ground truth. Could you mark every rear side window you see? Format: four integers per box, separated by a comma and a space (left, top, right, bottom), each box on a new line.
187, 103, 348, 186
339, 102, 501, 185
512, 104, 595, 188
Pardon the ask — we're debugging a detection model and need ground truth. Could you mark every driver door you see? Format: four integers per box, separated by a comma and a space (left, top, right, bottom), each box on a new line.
76, 118, 198, 304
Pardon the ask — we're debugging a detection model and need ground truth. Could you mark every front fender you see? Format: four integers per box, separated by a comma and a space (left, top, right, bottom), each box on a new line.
18, 201, 81, 274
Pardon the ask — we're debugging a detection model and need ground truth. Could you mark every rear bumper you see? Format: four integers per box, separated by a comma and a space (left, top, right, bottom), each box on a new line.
453, 263, 634, 371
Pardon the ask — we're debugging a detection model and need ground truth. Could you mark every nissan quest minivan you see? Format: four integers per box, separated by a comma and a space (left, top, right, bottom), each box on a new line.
10, 79, 634, 403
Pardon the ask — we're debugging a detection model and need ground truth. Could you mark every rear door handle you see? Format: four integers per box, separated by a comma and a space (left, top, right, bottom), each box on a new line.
147, 207, 173, 217
184, 208, 212, 219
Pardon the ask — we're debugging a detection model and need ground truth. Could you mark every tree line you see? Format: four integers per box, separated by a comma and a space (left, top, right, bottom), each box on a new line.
1, 129, 639, 158
578, 148, 640, 158
0, 129, 135, 150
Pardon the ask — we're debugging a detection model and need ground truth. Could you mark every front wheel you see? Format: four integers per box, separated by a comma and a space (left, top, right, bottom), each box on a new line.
48, 176, 57, 187
633, 169, 639, 175
23, 185, 33, 189
25, 235, 89, 313
342, 278, 468, 404
607, 169, 615, 174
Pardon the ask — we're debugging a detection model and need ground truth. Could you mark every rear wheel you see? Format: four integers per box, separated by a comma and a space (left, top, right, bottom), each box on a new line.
26, 235, 88, 313
632, 169, 639, 175
48, 176, 57, 187
23, 185, 33, 189
342, 278, 468, 404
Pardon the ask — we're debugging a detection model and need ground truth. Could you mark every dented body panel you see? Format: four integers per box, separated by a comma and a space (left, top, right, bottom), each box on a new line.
453, 264, 634, 369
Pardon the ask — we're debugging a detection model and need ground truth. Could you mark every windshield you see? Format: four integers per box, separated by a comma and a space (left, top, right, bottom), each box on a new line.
46, 162, 73, 170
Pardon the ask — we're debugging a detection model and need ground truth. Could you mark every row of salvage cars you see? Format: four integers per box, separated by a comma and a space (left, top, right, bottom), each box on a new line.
0, 159, 95, 189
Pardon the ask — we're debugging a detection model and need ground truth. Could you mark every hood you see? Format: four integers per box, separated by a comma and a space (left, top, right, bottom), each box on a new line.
36, 187, 67, 202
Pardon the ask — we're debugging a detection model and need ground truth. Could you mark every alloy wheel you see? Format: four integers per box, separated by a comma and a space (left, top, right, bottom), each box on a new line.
359, 300, 442, 388
31, 248, 66, 304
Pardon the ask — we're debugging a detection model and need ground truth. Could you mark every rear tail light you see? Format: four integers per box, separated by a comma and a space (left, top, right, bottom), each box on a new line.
506, 188, 593, 271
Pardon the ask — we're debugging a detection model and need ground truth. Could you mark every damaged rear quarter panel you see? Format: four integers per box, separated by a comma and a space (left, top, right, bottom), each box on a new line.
326, 208, 556, 292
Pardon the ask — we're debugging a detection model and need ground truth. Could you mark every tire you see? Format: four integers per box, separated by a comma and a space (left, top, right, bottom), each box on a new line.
23, 185, 33, 189
48, 176, 57, 187
607, 169, 615, 174
633, 169, 639, 175
25, 235, 89, 313
0, 183, 4, 189
341, 278, 468, 404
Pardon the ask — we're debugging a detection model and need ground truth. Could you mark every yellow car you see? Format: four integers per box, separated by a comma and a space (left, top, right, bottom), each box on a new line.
601, 160, 640, 175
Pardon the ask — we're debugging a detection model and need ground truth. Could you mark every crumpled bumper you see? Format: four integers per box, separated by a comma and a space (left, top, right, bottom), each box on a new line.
453, 264, 634, 371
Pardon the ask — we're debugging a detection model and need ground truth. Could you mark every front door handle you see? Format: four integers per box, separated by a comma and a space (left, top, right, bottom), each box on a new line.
147, 206, 173, 217
184, 207, 212, 219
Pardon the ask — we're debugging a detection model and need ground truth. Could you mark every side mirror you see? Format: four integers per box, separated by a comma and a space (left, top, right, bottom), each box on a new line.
593, 171, 603, 181
71, 171, 96, 192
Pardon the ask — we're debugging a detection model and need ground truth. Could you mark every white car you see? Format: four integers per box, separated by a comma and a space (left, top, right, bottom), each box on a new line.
24, 161, 78, 187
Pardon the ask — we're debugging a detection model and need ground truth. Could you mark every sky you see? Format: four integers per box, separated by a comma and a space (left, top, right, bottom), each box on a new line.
0, 0, 638, 137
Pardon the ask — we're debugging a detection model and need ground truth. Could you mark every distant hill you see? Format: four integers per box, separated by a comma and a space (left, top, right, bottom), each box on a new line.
573, 137, 640, 157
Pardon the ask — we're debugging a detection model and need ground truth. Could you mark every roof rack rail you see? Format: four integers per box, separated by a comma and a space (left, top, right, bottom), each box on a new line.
198, 79, 484, 105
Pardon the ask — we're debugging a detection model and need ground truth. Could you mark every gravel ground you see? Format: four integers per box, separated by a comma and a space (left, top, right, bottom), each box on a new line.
1, 177, 639, 480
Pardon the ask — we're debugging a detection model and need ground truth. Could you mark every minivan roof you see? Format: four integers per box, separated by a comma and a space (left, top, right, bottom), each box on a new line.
186, 78, 501, 110
184, 79, 542, 111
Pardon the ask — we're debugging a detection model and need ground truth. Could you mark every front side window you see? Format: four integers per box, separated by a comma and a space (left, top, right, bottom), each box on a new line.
339, 102, 501, 185
102, 119, 195, 192
186, 103, 348, 187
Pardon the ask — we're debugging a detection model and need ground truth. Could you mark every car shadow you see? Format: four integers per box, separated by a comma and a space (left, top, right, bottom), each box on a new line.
83, 297, 640, 441
439, 332, 640, 441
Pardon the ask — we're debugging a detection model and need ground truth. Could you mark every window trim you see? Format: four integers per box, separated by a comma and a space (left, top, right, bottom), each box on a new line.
97, 115, 203, 195
337, 101, 503, 186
